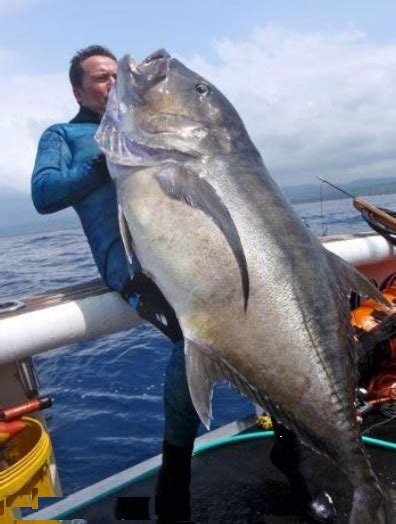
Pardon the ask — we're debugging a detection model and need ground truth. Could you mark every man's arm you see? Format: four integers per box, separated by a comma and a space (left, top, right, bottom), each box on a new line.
32, 128, 108, 214
32, 128, 182, 342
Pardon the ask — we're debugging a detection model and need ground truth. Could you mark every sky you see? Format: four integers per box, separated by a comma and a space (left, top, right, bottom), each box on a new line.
2, 0, 396, 193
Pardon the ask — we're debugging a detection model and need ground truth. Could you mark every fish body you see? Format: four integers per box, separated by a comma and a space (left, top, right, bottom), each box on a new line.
97, 50, 393, 522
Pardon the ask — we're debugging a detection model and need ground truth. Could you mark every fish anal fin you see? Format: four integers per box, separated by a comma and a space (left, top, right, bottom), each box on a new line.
184, 339, 224, 429
184, 338, 272, 428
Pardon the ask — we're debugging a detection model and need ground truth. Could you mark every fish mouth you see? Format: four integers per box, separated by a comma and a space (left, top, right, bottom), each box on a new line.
118, 49, 171, 100
112, 49, 173, 136
137, 48, 171, 74
96, 49, 193, 166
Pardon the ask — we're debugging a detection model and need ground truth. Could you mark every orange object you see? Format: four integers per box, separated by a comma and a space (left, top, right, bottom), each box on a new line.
0, 421, 26, 445
351, 282, 396, 409
0, 397, 52, 422
367, 362, 396, 402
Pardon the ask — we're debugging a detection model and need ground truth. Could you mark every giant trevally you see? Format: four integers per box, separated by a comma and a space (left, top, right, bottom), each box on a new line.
96, 49, 394, 523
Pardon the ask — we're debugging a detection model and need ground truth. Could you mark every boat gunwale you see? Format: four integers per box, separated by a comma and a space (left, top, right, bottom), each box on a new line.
22, 414, 257, 521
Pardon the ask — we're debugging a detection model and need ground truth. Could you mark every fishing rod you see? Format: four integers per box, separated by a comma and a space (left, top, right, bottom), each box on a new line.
317, 177, 355, 199
317, 177, 396, 244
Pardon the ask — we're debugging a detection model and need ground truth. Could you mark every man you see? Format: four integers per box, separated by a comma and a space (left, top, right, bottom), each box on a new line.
31, 45, 335, 523
31, 45, 200, 523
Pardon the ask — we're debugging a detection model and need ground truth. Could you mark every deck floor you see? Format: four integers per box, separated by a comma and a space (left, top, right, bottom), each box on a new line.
61, 420, 396, 523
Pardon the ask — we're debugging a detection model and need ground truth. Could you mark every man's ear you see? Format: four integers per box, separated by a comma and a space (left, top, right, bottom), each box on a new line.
73, 86, 83, 104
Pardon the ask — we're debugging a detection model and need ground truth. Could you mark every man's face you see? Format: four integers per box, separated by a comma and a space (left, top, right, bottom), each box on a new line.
73, 55, 117, 116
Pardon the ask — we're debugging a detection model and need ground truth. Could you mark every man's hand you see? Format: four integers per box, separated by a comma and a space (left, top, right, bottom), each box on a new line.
122, 273, 183, 343
91, 154, 110, 181
78, 154, 110, 183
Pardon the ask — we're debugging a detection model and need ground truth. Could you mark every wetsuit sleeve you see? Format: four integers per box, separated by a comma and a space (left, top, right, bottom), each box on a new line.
31, 128, 108, 214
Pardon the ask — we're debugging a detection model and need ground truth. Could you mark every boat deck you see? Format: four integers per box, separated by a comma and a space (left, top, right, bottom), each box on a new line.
25, 417, 396, 523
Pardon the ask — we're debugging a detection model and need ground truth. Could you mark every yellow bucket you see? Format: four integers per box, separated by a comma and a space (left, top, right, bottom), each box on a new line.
0, 417, 58, 523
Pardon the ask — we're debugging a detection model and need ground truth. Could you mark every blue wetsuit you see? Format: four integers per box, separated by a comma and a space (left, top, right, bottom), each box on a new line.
31, 106, 200, 446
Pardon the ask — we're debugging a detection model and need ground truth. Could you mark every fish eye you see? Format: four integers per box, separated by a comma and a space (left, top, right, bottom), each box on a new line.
195, 83, 210, 95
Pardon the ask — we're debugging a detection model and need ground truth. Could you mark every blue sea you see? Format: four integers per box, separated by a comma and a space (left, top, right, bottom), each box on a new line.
1, 193, 396, 496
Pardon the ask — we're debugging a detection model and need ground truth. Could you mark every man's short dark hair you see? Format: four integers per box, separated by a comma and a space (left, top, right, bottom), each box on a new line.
69, 45, 117, 88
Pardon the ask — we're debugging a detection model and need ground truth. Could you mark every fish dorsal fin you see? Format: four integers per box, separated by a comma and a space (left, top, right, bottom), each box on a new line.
326, 250, 391, 308
118, 205, 135, 269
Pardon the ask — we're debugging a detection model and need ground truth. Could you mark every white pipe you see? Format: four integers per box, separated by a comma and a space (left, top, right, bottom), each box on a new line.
0, 291, 142, 365
323, 235, 396, 266
2, 234, 396, 366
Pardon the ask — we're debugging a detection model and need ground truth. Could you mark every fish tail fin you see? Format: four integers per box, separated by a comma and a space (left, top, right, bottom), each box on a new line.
350, 483, 393, 523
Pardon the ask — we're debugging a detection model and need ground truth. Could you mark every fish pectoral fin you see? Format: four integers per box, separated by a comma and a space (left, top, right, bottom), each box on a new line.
154, 164, 250, 312
118, 205, 135, 269
327, 251, 391, 308
184, 339, 224, 430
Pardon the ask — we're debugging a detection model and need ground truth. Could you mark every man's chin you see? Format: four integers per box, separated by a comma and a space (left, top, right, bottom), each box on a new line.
89, 105, 105, 117
98, 104, 107, 117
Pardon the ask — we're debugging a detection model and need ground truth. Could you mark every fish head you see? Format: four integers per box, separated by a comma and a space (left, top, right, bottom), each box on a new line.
96, 49, 255, 166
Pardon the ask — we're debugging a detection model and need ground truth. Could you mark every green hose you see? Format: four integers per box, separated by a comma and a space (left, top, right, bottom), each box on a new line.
193, 430, 275, 455
362, 435, 396, 451
193, 430, 396, 455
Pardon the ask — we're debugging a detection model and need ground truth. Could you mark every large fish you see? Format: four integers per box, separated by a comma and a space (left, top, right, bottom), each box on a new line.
96, 49, 394, 523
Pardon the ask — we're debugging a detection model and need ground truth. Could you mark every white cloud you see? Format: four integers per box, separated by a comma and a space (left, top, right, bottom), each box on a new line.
183, 26, 396, 185
0, 70, 75, 192
3, 26, 396, 194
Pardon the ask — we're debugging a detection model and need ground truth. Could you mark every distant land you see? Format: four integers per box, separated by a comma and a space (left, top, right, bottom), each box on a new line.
282, 176, 396, 204
1, 176, 396, 236
0, 188, 78, 237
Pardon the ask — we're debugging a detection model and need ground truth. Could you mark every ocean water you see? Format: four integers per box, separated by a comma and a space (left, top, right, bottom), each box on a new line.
1, 193, 395, 496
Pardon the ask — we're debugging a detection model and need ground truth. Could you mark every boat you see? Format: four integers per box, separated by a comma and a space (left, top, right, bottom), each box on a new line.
0, 231, 395, 523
